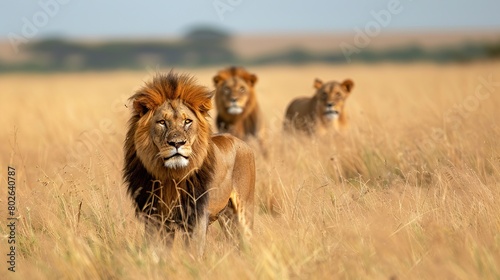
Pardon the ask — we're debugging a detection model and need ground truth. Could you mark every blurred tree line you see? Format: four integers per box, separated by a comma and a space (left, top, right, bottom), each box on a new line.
1, 26, 500, 72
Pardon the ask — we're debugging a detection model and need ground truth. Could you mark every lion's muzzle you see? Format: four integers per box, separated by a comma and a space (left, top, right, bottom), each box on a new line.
323, 106, 339, 120
227, 101, 243, 115
163, 140, 191, 169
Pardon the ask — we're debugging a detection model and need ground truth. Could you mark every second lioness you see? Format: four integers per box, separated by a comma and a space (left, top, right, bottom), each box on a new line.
213, 66, 265, 143
284, 78, 354, 135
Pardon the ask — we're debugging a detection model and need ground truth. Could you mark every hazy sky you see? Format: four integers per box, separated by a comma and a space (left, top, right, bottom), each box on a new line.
1, 0, 500, 39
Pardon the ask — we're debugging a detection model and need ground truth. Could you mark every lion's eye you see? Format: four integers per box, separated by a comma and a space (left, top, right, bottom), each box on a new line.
184, 119, 192, 126
223, 87, 231, 95
239, 87, 246, 93
157, 120, 166, 126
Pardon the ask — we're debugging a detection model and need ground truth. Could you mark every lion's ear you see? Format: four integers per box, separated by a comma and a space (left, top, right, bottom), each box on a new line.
341, 79, 354, 93
132, 100, 149, 117
314, 78, 323, 89
246, 74, 258, 86
198, 91, 214, 115
131, 94, 155, 117
213, 74, 225, 86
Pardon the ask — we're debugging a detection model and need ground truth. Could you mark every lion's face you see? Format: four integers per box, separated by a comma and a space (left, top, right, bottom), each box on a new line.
133, 99, 210, 179
214, 67, 257, 117
217, 77, 252, 115
313, 78, 354, 122
129, 74, 213, 180
150, 101, 199, 169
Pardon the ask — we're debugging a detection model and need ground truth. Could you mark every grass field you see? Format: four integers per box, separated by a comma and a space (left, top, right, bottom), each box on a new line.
0, 62, 499, 279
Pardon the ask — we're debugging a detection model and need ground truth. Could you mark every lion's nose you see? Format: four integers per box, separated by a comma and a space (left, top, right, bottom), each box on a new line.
326, 103, 334, 108
230, 97, 237, 103
167, 140, 186, 149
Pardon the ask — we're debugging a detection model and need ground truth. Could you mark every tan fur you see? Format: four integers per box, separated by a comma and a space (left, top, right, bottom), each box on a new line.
284, 78, 354, 135
124, 72, 255, 251
213, 66, 265, 148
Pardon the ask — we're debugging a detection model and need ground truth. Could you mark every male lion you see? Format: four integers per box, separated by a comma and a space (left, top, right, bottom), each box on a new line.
284, 78, 354, 135
123, 72, 255, 251
213, 66, 265, 145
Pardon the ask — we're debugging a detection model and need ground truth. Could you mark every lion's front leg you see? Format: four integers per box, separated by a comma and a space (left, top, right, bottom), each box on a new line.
143, 215, 176, 247
179, 209, 209, 257
192, 210, 209, 257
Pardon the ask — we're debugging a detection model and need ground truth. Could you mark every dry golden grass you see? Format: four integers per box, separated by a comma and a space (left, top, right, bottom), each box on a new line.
0, 62, 499, 279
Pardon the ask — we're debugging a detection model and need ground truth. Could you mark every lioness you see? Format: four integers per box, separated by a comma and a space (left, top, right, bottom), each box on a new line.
213, 66, 265, 145
284, 78, 354, 135
123, 72, 255, 252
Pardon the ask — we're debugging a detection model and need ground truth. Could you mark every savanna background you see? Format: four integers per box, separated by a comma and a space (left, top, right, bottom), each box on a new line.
1, 1, 500, 279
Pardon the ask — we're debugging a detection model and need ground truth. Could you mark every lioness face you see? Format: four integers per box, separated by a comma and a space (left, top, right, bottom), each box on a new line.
151, 101, 198, 169
314, 78, 354, 121
217, 77, 252, 115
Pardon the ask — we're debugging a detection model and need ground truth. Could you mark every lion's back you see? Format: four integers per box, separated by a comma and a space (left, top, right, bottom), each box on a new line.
211, 133, 254, 159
